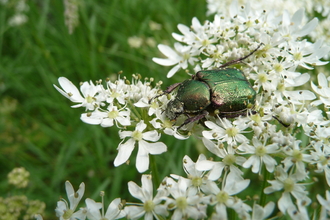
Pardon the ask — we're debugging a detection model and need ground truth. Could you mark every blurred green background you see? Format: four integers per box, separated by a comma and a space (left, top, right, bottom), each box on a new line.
0, 0, 208, 218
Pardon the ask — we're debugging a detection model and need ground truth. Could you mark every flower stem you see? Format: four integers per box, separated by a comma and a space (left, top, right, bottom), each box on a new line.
150, 155, 160, 188
259, 165, 269, 206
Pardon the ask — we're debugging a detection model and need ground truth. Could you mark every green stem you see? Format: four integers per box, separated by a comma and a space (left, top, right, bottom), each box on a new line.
127, 100, 142, 121
259, 164, 269, 206
228, 207, 236, 220
150, 155, 160, 189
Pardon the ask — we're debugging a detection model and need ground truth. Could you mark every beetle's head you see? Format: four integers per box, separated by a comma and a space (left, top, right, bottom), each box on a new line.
165, 99, 184, 120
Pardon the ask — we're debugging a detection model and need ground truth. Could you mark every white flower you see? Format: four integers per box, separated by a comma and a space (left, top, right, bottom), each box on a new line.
251, 202, 275, 220
311, 141, 330, 187
249, 68, 278, 92
54, 77, 101, 111
106, 79, 128, 105
240, 136, 279, 173
152, 43, 199, 78
282, 140, 312, 179
311, 72, 330, 107
208, 172, 251, 219
55, 181, 86, 220
273, 72, 316, 105
202, 118, 249, 146
80, 104, 131, 127
317, 190, 330, 220
114, 120, 167, 173
127, 36, 143, 48
264, 166, 311, 214
34, 214, 43, 220
150, 109, 190, 140
165, 177, 207, 220
195, 138, 246, 180
124, 175, 168, 219
277, 9, 317, 44
8, 13, 28, 26
171, 155, 216, 195
207, 0, 320, 18
286, 202, 310, 220
172, 17, 218, 52
288, 39, 329, 70
129, 78, 159, 105
85, 198, 125, 220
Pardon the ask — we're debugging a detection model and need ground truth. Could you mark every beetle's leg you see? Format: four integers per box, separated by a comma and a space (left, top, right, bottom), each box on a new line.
218, 108, 256, 118
221, 110, 290, 127
149, 82, 182, 104
177, 110, 209, 130
272, 115, 290, 127
219, 43, 264, 68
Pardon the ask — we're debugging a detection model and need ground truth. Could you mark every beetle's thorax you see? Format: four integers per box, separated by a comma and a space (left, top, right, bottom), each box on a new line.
165, 79, 212, 120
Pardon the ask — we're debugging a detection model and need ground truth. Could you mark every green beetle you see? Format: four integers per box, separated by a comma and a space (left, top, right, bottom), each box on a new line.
155, 44, 262, 129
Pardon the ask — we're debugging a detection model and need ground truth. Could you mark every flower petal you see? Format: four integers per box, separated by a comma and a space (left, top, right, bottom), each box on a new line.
114, 138, 135, 167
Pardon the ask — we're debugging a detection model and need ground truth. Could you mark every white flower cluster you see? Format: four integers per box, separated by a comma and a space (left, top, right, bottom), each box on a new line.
206, 0, 330, 53
54, 74, 173, 173
52, 156, 330, 220
54, 181, 125, 220
206, 0, 330, 18
1, 0, 29, 26
150, 3, 330, 218
53, 1, 330, 219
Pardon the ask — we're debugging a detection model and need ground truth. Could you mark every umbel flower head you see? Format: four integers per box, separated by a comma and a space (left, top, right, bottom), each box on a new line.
54, 74, 170, 173
152, 3, 330, 217
53, 1, 330, 218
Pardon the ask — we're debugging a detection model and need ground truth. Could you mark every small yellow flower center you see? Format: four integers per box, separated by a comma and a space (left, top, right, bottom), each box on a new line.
245, 20, 254, 27
277, 82, 285, 92
176, 196, 188, 210
283, 178, 294, 192
274, 63, 283, 73
108, 109, 119, 119
320, 155, 328, 166
144, 200, 155, 212
293, 52, 303, 61
111, 91, 120, 98
258, 73, 268, 83
150, 101, 158, 109
216, 191, 229, 203
292, 149, 303, 162
63, 209, 74, 219
191, 176, 202, 187
226, 127, 238, 137
250, 114, 261, 124
86, 95, 94, 103
211, 52, 221, 60
202, 39, 210, 46
163, 119, 173, 128
255, 145, 266, 156
223, 154, 236, 165
132, 130, 143, 141
183, 53, 191, 61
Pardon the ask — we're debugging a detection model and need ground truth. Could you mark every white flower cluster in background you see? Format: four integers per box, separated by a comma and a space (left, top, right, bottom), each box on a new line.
206, 0, 330, 54
206, 0, 330, 17
52, 1, 330, 219
1, 0, 29, 26
63, 0, 80, 34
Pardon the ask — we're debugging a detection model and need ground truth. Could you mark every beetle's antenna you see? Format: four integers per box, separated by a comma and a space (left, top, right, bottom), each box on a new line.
219, 43, 264, 68
148, 82, 182, 104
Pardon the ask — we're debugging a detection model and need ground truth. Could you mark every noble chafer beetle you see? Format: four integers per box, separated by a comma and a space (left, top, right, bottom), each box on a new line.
152, 44, 264, 129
